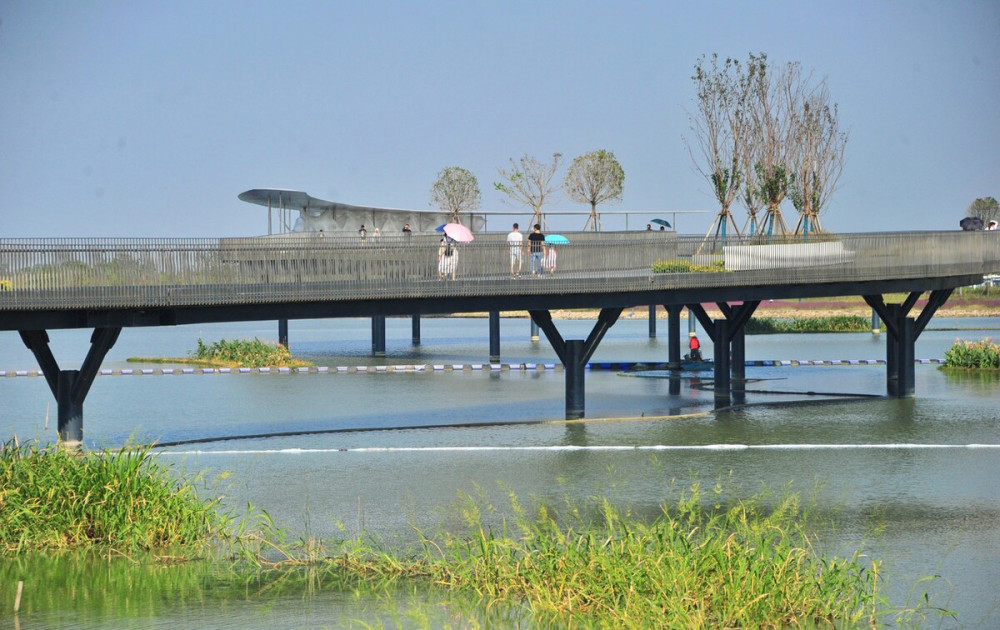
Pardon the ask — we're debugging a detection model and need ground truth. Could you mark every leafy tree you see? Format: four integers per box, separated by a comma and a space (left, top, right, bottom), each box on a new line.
563, 150, 625, 231
967, 197, 999, 223
494, 153, 562, 228
431, 166, 481, 224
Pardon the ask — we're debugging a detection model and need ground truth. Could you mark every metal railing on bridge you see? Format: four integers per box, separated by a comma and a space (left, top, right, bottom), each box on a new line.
1, 231, 997, 311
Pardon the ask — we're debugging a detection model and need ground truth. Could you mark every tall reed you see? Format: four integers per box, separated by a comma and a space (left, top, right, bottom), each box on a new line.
0, 440, 227, 553
308, 486, 885, 629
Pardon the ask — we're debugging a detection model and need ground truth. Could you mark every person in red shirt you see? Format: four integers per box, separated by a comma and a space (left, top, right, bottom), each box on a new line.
688, 331, 703, 361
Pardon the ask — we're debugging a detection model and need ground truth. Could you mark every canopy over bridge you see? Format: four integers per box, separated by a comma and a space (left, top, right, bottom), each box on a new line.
238, 188, 486, 236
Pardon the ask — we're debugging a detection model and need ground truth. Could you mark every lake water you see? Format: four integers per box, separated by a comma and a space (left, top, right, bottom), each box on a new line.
1, 316, 999, 628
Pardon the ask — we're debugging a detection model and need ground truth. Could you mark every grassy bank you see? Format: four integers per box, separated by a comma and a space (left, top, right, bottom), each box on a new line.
746, 315, 875, 334
0, 440, 227, 553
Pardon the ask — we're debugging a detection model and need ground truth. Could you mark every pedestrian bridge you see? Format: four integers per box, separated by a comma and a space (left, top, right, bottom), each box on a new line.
2, 230, 997, 448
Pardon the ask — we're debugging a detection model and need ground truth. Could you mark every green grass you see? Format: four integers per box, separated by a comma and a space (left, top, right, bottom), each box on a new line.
943, 338, 1000, 369
651, 259, 726, 273
747, 315, 876, 334
0, 440, 228, 553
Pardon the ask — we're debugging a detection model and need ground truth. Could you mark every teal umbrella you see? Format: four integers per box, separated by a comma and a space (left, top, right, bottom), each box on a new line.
544, 234, 569, 244
651, 218, 671, 228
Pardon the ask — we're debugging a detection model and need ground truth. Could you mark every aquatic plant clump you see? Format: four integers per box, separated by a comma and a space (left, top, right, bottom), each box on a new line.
316, 489, 882, 629
0, 440, 227, 553
943, 338, 1000, 369
747, 315, 874, 334
192, 337, 304, 367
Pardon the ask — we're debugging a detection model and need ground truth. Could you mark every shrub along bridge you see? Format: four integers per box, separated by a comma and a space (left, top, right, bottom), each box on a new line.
1, 230, 997, 449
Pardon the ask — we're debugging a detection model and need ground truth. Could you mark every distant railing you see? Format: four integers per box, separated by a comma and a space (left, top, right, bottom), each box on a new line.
0, 231, 997, 311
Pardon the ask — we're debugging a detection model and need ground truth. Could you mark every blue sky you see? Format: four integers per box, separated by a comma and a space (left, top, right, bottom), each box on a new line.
2, 1, 998, 237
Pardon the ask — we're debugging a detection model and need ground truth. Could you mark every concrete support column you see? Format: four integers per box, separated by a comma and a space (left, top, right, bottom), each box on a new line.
278, 319, 289, 348
648, 305, 657, 338
57, 370, 83, 450
885, 304, 900, 397
731, 328, 746, 382
411, 314, 421, 345
666, 304, 682, 369
713, 318, 730, 406
530, 320, 540, 342
489, 310, 501, 363
565, 340, 585, 419
371, 315, 386, 357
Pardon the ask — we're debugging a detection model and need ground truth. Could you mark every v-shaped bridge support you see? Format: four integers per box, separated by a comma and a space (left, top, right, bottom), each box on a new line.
19, 327, 122, 450
864, 289, 952, 397
687, 301, 761, 406
529, 307, 623, 419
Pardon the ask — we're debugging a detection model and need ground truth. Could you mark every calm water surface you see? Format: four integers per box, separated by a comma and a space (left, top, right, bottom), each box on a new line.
1, 316, 998, 628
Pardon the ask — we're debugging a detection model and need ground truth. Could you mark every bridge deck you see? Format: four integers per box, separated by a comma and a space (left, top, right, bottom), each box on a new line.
1, 231, 997, 330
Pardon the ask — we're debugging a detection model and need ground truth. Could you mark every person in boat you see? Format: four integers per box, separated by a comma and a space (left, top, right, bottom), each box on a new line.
687, 331, 703, 361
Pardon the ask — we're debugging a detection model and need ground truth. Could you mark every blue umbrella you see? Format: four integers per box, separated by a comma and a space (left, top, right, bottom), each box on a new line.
651, 218, 671, 228
434, 223, 446, 232
544, 234, 569, 244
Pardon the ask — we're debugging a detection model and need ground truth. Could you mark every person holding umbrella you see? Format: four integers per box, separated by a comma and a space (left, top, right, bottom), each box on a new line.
438, 236, 457, 280
544, 233, 569, 275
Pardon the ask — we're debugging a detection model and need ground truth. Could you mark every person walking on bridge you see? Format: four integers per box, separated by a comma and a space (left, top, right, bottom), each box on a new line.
507, 223, 524, 278
528, 224, 547, 276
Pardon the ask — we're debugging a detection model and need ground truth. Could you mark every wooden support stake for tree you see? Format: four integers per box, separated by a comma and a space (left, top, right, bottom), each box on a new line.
14, 580, 24, 613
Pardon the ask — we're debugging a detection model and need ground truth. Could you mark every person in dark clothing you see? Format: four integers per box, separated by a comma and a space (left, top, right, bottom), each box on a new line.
527, 224, 547, 275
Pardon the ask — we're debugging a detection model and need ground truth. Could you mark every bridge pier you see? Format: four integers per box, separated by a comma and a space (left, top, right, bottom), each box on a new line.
412, 314, 421, 345
687, 301, 760, 407
530, 307, 623, 419
489, 310, 501, 362
864, 289, 952, 398
648, 305, 657, 338
278, 319, 289, 348
665, 304, 683, 369
371, 315, 386, 357
19, 327, 122, 450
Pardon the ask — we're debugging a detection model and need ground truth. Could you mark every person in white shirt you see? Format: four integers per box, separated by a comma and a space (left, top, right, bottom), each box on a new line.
506, 223, 524, 277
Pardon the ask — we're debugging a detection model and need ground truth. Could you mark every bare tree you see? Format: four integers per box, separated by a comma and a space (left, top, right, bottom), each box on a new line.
746, 54, 805, 238
494, 153, 563, 228
788, 81, 848, 236
563, 150, 625, 231
686, 54, 750, 245
967, 197, 999, 223
431, 166, 481, 224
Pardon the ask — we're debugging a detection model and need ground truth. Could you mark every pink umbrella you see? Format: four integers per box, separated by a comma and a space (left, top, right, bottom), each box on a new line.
442, 223, 474, 243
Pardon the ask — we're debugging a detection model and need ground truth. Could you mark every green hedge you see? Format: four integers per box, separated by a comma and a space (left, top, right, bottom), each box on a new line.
651, 259, 725, 273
